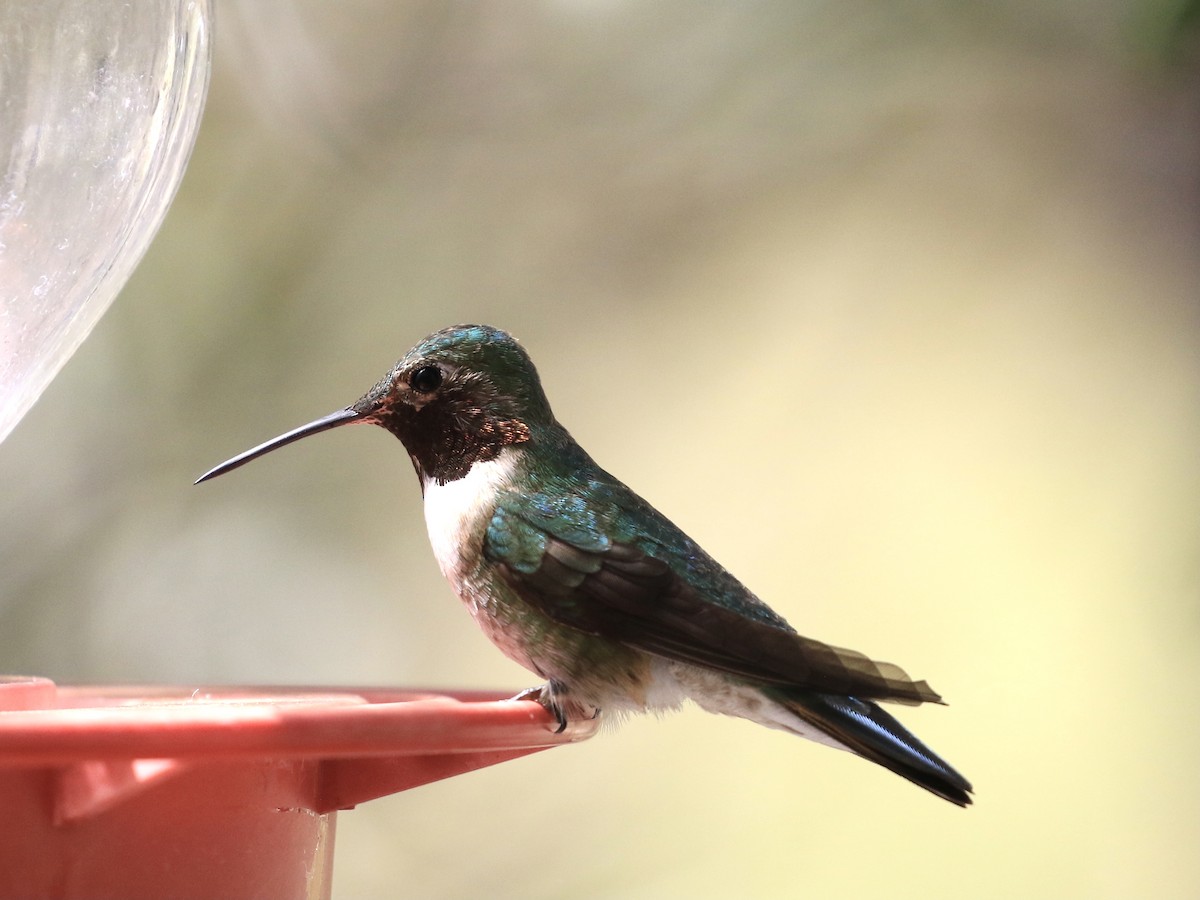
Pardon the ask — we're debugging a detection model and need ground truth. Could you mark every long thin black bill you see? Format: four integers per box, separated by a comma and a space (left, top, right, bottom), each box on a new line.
194, 407, 362, 484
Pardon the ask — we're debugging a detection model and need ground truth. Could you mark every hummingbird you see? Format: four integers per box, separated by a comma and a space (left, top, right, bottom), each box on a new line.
197, 324, 972, 806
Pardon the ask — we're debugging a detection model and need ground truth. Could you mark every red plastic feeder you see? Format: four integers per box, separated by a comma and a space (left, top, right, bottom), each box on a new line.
0, 676, 595, 899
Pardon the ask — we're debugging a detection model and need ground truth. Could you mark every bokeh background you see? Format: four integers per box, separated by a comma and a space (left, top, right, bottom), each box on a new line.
3, 2, 1199, 897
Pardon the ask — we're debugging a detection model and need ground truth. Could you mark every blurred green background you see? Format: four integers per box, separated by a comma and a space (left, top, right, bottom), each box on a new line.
2, 2, 1199, 897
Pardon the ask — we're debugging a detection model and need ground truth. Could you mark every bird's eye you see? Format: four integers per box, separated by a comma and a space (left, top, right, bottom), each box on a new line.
410, 365, 443, 393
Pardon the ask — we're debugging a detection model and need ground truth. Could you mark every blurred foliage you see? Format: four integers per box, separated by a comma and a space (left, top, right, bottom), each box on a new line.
1, 2, 1198, 898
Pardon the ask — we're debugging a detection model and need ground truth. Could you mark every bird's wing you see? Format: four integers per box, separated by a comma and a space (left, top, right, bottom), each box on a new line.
484, 492, 942, 706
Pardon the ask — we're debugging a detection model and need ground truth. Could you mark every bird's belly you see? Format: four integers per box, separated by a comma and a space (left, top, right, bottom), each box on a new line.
461, 586, 550, 675
463, 570, 652, 696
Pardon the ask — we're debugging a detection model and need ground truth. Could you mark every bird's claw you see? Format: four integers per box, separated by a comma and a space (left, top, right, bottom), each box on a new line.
510, 682, 598, 734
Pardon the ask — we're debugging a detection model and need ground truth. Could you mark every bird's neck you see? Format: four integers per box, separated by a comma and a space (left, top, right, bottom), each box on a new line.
398, 409, 533, 487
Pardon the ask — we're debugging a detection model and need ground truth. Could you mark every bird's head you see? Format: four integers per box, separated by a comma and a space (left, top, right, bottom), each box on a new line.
196, 325, 554, 486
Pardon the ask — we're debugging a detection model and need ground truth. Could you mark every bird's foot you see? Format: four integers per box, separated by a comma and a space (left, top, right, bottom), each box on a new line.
510, 682, 600, 734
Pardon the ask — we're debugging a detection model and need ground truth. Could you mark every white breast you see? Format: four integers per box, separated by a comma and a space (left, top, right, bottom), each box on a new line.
422, 448, 520, 584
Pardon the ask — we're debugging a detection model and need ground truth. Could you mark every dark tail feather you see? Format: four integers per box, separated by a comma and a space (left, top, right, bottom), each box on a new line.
776, 690, 973, 806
